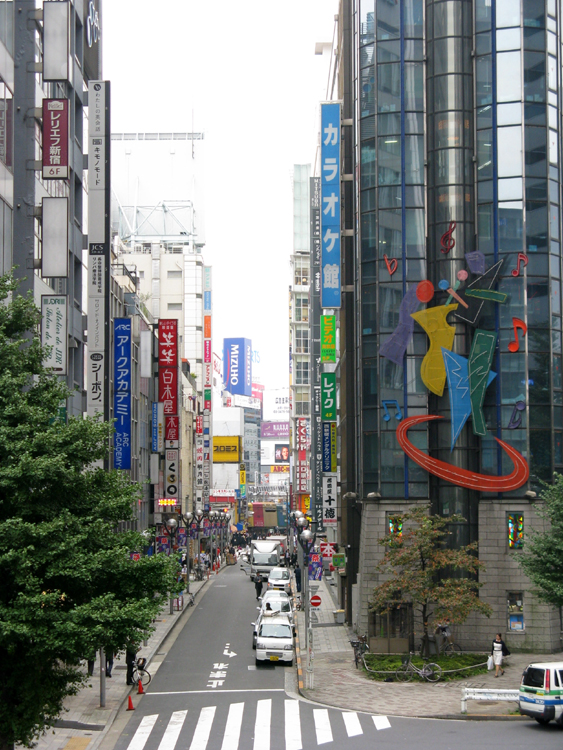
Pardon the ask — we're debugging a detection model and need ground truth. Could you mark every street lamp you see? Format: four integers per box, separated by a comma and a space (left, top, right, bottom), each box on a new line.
163, 516, 179, 614
183, 507, 206, 585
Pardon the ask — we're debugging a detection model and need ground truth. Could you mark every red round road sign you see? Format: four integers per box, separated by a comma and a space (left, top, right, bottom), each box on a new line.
310, 595, 322, 608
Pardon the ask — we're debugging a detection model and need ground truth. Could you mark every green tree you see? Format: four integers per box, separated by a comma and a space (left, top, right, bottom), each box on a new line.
518, 474, 563, 607
370, 506, 492, 655
0, 276, 177, 750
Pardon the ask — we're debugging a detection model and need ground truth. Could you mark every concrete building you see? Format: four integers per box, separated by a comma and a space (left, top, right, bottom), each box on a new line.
331, 0, 562, 651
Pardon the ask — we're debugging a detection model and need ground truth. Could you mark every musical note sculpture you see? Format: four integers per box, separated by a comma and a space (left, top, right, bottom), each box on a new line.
511, 253, 528, 278
508, 318, 527, 353
382, 399, 403, 422
383, 254, 398, 276
440, 221, 457, 254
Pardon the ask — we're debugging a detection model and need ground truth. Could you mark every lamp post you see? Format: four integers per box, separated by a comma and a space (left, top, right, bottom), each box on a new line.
184, 507, 205, 585
295, 514, 316, 688
164, 516, 179, 615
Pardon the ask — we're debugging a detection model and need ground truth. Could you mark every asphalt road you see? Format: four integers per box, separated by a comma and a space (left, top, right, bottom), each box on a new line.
105, 565, 562, 750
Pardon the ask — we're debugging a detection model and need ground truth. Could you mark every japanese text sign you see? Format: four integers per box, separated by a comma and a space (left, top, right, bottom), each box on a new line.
165, 415, 179, 442
158, 319, 178, 367
321, 315, 336, 362
159, 367, 178, 415
113, 318, 131, 470
322, 474, 337, 525
320, 102, 341, 309
41, 295, 67, 374
321, 372, 337, 421
42, 99, 69, 179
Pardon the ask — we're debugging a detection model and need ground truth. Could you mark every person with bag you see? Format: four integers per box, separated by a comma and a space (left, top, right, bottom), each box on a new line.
491, 632, 510, 677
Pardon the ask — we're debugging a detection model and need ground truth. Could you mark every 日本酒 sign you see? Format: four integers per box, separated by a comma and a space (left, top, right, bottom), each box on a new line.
320, 102, 341, 309
158, 319, 178, 367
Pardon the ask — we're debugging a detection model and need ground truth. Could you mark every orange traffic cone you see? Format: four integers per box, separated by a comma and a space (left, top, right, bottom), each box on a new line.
137, 679, 144, 695
127, 695, 135, 711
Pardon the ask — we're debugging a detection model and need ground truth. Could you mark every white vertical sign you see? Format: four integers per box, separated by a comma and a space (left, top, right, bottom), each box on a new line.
41, 295, 67, 374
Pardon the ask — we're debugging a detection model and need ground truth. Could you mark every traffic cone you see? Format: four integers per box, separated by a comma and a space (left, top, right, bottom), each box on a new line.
127, 696, 135, 711
137, 679, 144, 695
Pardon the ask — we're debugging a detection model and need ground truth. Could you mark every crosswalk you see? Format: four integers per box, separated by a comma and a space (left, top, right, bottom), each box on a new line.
123, 699, 391, 750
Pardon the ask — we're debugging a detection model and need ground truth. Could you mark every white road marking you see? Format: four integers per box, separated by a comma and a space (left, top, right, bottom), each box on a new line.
284, 700, 302, 750
189, 706, 216, 750
342, 712, 363, 737
146, 689, 284, 696
157, 711, 187, 750
373, 715, 391, 730
221, 702, 244, 750
126, 714, 158, 750
313, 709, 333, 745
253, 699, 272, 750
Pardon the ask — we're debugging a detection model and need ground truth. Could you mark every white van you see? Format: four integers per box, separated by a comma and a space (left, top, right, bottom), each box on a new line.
519, 661, 563, 725
255, 615, 294, 666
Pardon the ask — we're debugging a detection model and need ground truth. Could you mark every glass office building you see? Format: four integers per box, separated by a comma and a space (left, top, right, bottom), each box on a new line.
339, 0, 562, 649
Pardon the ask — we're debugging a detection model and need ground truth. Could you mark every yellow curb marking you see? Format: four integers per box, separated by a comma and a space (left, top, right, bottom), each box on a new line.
61, 739, 91, 750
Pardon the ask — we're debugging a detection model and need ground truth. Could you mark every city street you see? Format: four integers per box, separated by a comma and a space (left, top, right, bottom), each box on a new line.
99, 566, 562, 750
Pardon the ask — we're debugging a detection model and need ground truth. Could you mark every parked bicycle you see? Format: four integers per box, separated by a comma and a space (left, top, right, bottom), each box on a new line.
131, 657, 151, 687
417, 624, 462, 657
186, 591, 195, 607
395, 653, 442, 682
350, 635, 369, 669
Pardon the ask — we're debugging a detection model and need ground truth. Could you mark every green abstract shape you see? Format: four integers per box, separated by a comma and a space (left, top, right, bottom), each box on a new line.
464, 289, 508, 303
468, 329, 497, 437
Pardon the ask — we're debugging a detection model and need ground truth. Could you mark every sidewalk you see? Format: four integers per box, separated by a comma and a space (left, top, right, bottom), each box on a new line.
294, 574, 563, 719
17, 568, 223, 750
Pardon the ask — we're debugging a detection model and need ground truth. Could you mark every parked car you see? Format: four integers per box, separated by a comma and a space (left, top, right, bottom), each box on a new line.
267, 567, 291, 595
252, 597, 295, 648
519, 661, 563, 725
260, 589, 290, 605
255, 615, 294, 666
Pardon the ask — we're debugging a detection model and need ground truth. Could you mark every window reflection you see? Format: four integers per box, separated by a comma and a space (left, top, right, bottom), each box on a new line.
498, 126, 522, 177
497, 52, 522, 103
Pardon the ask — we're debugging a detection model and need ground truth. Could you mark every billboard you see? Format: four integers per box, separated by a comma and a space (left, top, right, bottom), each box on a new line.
113, 318, 131, 470
274, 444, 290, 463
263, 388, 290, 419
42, 99, 69, 179
223, 337, 252, 396
213, 436, 241, 463
261, 421, 290, 439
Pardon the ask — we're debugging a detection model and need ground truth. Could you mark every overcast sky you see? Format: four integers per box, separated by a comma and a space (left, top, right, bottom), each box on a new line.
103, 1, 337, 390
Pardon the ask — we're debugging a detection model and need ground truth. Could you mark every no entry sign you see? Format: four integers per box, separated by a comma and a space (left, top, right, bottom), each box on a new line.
310, 595, 322, 608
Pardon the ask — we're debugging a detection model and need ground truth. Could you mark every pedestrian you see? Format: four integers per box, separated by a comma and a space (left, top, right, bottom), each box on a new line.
491, 632, 510, 677
126, 642, 138, 685
106, 650, 115, 678
294, 563, 302, 593
254, 572, 264, 600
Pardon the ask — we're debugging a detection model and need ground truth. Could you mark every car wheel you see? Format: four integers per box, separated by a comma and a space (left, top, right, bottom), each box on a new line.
535, 717, 551, 725
287, 660, 293, 667
255, 658, 261, 667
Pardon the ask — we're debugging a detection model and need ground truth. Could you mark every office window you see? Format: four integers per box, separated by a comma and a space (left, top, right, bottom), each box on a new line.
295, 328, 309, 354
295, 360, 309, 385
507, 512, 524, 548
167, 303, 182, 310
294, 258, 309, 286
508, 592, 524, 631
167, 270, 182, 278
294, 296, 309, 322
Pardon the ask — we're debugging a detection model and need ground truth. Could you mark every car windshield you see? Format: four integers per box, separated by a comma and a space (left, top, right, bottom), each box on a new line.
253, 553, 278, 565
522, 667, 545, 688
259, 623, 292, 638
270, 570, 289, 580
266, 601, 291, 613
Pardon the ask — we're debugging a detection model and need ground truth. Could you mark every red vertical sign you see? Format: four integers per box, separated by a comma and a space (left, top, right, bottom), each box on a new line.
42, 99, 69, 179
159, 368, 178, 415
165, 415, 179, 441
158, 319, 178, 367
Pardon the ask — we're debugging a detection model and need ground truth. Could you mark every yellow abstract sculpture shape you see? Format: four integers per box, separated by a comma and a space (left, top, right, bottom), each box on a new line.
411, 304, 458, 396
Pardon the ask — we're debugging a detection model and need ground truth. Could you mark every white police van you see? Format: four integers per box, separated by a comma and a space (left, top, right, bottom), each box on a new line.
519, 661, 563, 725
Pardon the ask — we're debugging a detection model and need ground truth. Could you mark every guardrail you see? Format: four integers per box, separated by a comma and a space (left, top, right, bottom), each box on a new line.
461, 687, 519, 713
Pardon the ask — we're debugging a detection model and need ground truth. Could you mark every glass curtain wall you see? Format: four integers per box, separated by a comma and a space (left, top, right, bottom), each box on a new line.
476, 0, 562, 490
359, 0, 426, 498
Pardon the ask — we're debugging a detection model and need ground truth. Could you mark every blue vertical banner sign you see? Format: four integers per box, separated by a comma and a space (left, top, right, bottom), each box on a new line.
114, 318, 132, 470
320, 102, 341, 309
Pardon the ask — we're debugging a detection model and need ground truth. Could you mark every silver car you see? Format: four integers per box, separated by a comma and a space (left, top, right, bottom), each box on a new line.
267, 567, 292, 595
252, 597, 295, 648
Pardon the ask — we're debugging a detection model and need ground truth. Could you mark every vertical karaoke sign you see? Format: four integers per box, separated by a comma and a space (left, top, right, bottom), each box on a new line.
113, 318, 131, 470
202, 266, 213, 509
320, 102, 341, 309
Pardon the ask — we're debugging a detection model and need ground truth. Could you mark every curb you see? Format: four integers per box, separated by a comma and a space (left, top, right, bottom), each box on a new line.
88, 569, 221, 750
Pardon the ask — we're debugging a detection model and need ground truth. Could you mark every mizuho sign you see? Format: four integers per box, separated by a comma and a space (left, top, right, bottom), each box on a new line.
86, 0, 100, 48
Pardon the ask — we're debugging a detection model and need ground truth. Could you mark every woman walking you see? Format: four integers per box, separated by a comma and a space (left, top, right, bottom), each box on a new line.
491, 632, 510, 677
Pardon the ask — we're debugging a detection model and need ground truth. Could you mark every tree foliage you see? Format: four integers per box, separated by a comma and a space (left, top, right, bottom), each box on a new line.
517, 474, 563, 607
370, 506, 491, 652
0, 276, 177, 750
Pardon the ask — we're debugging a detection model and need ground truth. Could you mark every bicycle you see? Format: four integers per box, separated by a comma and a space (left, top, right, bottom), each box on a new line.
417, 626, 462, 657
131, 657, 151, 687
186, 591, 195, 607
193, 565, 204, 582
350, 635, 369, 669
395, 653, 442, 682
